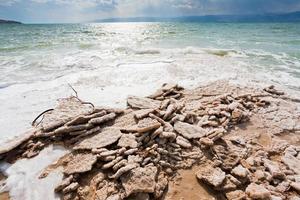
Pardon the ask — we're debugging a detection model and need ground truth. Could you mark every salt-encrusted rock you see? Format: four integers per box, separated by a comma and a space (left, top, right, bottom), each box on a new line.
134, 109, 154, 119
160, 132, 177, 141
263, 159, 285, 179
291, 182, 300, 194
127, 96, 160, 109
264, 85, 284, 96
163, 104, 176, 120
54, 124, 93, 135
66, 110, 107, 126
231, 165, 249, 179
121, 165, 158, 196
0, 129, 35, 155
176, 135, 192, 148
196, 167, 226, 187
62, 182, 79, 194
199, 137, 214, 147
246, 183, 271, 200
154, 172, 168, 199
137, 118, 161, 133
174, 121, 207, 139
55, 175, 74, 192
109, 164, 138, 180
282, 149, 300, 175
89, 113, 117, 125
102, 156, 123, 170
117, 134, 138, 148
64, 153, 97, 175
226, 190, 246, 200
74, 128, 122, 150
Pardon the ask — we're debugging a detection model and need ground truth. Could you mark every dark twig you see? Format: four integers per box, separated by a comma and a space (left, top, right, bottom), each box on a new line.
68, 83, 78, 98
68, 83, 95, 109
32, 109, 54, 126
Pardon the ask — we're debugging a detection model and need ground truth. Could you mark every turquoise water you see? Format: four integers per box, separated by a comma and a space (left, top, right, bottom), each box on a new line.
0, 22, 300, 89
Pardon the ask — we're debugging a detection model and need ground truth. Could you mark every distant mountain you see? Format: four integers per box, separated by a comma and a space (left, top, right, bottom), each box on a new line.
0, 19, 22, 24
94, 11, 300, 23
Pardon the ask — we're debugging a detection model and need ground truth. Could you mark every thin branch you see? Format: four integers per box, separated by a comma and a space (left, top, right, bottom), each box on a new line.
32, 109, 54, 126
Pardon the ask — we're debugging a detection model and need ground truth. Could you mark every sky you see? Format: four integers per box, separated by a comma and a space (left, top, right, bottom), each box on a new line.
0, 0, 300, 23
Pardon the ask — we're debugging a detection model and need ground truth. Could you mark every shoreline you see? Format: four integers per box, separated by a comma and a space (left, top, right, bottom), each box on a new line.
0, 81, 299, 200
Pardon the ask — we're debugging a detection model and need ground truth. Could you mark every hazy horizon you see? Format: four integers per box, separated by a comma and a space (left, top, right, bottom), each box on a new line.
1, 0, 300, 23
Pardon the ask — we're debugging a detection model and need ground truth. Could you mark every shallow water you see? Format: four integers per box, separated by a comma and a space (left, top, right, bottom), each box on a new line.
0, 22, 300, 143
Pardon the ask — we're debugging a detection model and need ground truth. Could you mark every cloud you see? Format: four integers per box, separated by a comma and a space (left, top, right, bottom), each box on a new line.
0, 0, 20, 6
0, 0, 300, 23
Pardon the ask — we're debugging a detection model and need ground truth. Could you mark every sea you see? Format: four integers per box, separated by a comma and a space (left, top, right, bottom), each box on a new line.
0, 22, 300, 199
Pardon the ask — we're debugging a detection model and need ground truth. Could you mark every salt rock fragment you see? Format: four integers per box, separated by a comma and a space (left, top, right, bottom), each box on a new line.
174, 121, 207, 139
226, 190, 246, 200
74, 128, 122, 150
62, 182, 79, 194
127, 96, 160, 109
196, 167, 226, 187
154, 172, 168, 199
64, 153, 97, 175
55, 175, 73, 192
282, 149, 300, 175
137, 118, 161, 133
117, 134, 138, 148
263, 159, 285, 179
231, 165, 249, 179
134, 109, 154, 119
176, 135, 192, 148
89, 113, 116, 125
246, 183, 271, 200
291, 182, 300, 194
0, 130, 35, 155
121, 165, 158, 196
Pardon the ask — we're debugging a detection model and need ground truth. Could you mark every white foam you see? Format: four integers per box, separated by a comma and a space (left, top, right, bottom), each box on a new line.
0, 145, 68, 200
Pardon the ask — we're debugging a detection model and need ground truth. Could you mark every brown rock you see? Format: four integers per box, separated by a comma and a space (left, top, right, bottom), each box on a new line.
154, 172, 168, 199
117, 134, 138, 148
62, 182, 79, 194
231, 165, 249, 179
176, 135, 192, 148
226, 190, 246, 200
74, 128, 122, 150
127, 96, 160, 109
196, 167, 226, 187
121, 165, 157, 196
291, 182, 300, 194
174, 121, 207, 139
263, 159, 285, 179
246, 183, 271, 200
89, 113, 117, 125
137, 118, 161, 133
55, 175, 74, 192
282, 149, 300, 175
134, 109, 154, 119
64, 153, 97, 175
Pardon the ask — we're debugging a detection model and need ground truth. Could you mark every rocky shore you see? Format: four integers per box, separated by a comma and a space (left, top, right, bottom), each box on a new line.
0, 81, 299, 200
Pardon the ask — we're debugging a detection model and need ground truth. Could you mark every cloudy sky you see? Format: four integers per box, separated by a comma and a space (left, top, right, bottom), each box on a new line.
0, 0, 300, 23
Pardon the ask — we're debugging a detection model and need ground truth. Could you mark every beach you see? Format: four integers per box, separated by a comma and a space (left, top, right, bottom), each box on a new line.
0, 22, 300, 200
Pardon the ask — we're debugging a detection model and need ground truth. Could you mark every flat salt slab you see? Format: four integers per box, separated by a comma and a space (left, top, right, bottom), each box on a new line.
196, 167, 226, 187
174, 121, 207, 139
127, 96, 160, 109
121, 166, 157, 196
117, 134, 138, 148
74, 128, 122, 150
64, 153, 97, 175
0, 129, 35, 155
